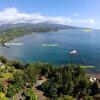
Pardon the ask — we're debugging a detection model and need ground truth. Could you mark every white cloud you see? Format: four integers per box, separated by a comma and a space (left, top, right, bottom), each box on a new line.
0, 7, 96, 26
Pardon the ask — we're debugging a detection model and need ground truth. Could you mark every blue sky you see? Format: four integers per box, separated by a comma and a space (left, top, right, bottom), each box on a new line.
0, 0, 100, 29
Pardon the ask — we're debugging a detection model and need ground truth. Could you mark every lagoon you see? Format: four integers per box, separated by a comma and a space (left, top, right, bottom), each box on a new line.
0, 29, 100, 71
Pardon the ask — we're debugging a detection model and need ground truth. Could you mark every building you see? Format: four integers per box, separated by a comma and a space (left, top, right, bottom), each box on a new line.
0, 62, 4, 68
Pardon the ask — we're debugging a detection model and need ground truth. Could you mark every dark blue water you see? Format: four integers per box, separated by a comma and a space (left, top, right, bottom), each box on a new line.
0, 29, 100, 70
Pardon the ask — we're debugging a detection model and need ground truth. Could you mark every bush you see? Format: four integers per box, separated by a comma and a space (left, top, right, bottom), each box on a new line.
0, 56, 7, 64
0, 81, 7, 94
24, 88, 38, 100
84, 96, 94, 100
0, 92, 9, 100
57, 96, 76, 100
6, 85, 16, 98
63, 96, 76, 100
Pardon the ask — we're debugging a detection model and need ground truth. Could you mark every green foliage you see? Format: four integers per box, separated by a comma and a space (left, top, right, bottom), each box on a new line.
0, 56, 7, 64
0, 92, 9, 100
62, 96, 76, 100
24, 64, 39, 83
0, 82, 3, 92
48, 82, 58, 98
41, 80, 51, 92
0, 26, 57, 44
84, 96, 94, 100
41, 65, 91, 99
6, 84, 16, 98
0, 81, 7, 94
0, 57, 95, 100
3, 73, 13, 80
39, 63, 54, 77
57, 96, 76, 100
10, 60, 24, 69
24, 88, 38, 100
11, 70, 25, 93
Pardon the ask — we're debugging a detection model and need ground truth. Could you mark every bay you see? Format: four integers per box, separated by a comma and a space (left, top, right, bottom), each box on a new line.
0, 29, 100, 71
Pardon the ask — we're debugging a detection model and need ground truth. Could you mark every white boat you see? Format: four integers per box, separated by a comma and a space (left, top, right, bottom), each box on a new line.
69, 50, 77, 54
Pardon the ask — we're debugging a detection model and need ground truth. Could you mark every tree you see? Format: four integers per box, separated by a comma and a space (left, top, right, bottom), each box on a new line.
25, 64, 38, 83
41, 80, 51, 92
13, 70, 24, 84
40, 63, 53, 77
62, 80, 74, 95
91, 82, 98, 95
12, 70, 25, 93
0, 56, 7, 64
48, 82, 58, 99
10, 60, 24, 69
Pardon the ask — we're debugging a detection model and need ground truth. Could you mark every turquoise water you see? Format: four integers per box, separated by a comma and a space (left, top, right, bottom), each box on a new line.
0, 29, 100, 70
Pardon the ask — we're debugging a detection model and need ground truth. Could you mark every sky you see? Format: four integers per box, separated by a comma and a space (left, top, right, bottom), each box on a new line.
0, 0, 100, 29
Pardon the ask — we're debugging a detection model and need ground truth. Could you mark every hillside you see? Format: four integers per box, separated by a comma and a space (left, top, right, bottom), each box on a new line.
0, 56, 96, 100
0, 23, 78, 44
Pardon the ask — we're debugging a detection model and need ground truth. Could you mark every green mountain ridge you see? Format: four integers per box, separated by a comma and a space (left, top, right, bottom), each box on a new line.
0, 23, 79, 44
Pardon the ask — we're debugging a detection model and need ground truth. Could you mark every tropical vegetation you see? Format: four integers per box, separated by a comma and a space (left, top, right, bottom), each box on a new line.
0, 56, 98, 100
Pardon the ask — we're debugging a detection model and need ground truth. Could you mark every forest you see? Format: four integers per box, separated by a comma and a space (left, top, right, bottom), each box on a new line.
0, 56, 98, 100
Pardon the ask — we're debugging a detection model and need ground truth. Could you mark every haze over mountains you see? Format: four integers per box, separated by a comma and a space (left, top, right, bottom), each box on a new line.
0, 23, 78, 32
0, 7, 96, 31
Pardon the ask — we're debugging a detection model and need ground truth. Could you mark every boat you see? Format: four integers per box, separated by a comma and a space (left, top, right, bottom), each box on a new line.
69, 50, 78, 54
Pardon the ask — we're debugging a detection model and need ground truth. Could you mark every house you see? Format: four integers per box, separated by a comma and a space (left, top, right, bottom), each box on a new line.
0, 62, 4, 68
89, 72, 100, 80
90, 77, 96, 83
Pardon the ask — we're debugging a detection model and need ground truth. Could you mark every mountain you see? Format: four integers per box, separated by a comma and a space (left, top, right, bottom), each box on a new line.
0, 23, 78, 31
0, 23, 79, 44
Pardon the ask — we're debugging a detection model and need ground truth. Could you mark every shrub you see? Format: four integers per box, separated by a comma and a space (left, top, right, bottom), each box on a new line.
24, 88, 38, 100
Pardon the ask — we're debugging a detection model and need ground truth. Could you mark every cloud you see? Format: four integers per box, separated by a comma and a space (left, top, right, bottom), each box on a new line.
0, 7, 96, 26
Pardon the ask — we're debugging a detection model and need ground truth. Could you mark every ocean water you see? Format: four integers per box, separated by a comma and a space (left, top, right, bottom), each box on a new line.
0, 29, 100, 70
